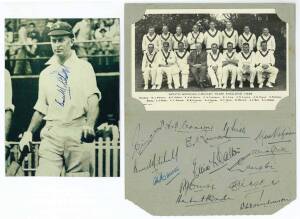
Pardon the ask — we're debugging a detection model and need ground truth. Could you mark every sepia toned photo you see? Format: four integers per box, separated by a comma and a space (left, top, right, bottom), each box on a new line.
5, 18, 120, 177
134, 12, 287, 91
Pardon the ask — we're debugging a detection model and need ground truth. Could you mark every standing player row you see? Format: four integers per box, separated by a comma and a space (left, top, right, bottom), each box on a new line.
142, 21, 276, 52
141, 40, 278, 90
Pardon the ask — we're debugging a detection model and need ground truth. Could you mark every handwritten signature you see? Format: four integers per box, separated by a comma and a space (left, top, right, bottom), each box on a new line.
54, 66, 71, 107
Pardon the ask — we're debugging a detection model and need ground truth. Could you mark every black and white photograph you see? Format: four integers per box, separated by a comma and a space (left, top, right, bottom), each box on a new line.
134, 12, 287, 91
5, 18, 120, 177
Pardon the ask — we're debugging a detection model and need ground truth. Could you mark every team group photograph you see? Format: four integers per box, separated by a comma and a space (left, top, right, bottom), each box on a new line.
134, 13, 287, 91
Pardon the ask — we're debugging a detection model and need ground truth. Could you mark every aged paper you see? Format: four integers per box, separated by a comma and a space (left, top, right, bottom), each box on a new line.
125, 3, 296, 215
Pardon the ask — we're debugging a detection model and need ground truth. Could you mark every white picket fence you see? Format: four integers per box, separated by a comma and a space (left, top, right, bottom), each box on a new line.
6, 137, 120, 177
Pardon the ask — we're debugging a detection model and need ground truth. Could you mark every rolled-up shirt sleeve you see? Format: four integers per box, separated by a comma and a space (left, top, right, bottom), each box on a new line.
33, 72, 48, 115
5, 69, 15, 112
85, 63, 101, 101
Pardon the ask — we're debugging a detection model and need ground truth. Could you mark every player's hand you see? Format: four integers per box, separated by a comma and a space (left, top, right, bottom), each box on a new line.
262, 64, 269, 69
19, 131, 32, 152
81, 126, 95, 143
212, 66, 218, 71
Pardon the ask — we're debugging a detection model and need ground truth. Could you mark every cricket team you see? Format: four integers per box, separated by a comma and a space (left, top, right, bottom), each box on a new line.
141, 21, 279, 90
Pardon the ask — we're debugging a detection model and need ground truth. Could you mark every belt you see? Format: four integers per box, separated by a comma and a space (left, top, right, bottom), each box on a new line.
45, 116, 86, 127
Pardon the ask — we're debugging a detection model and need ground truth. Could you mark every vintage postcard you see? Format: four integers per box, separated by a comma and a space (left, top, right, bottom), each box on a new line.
5, 18, 120, 177
125, 3, 296, 215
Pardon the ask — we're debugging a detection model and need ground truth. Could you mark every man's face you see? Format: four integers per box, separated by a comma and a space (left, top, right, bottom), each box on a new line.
261, 42, 268, 51
244, 26, 250, 33
226, 22, 232, 29
148, 45, 154, 53
178, 43, 184, 52
209, 22, 215, 29
263, 28, 269, 35
227, 43, 233, 52
176, 26, 182, 34
50, 35, 73, 58
162, 26, 168, 34
192, 25, 199, 32
212, 44, 218, 53
243, 44, 249, 53
148, 28, 155, 35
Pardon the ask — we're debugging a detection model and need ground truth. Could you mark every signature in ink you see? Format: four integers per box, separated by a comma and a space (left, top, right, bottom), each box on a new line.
55, 66, 71, 107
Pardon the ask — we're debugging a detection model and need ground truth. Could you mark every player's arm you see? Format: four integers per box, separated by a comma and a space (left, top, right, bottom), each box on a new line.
253, 34, 257, 50
219, 31, 223, 47
257, 36, 261, 51
270, 53, 275, 66
82, 64, 101, 140
141, 52, 146, 72
271, 36, 276, 52
186, 33, 192, 45
26, 111, 45, 134
86, 94, 100, 129
19, 110, 45, 151
142, 35, 147, 52
234, 31, 239, 47
255, 52, 260, 67
5, 110, 12, 140
5, 70, 14, 140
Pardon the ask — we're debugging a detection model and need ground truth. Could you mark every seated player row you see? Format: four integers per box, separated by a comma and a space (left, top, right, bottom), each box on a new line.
141, 40, 278, 90
142, 21, 276, 53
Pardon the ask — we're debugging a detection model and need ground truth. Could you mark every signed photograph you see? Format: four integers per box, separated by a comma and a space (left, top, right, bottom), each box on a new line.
125, 4, 296, 215
134, 12, 286, 91
130, 8, 289, 111
5, 18, 120, 177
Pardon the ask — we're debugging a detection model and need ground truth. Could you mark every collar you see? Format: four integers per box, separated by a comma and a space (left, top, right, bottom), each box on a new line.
176, 50, 187, 59
224, 29, 234, 38
46, 50, 78, 67
242, 32, 253, 42
207, 29, 218, 37
259, 49, 269, 57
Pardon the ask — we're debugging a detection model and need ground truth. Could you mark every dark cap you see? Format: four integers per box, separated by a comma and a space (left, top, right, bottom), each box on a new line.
48, 21, 73, 37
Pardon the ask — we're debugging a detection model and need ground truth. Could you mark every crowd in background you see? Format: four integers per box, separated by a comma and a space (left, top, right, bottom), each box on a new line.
5, 18, 120, 75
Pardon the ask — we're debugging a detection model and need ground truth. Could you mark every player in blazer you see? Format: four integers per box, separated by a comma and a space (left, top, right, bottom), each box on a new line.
237, 42, 257, 88
207, 43, 223, 88
255, 40, 279, 88
175, 42, 190, 89
141, 43, 158, 90
222, 42, 239, 89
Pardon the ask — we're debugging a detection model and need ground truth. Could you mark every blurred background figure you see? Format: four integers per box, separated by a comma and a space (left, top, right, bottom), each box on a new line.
13, 22, 31, 75
40, 19, 56, 57
73, 18, 92, 59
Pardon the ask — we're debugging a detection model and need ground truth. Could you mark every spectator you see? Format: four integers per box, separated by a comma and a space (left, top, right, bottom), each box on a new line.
40, 19, 56, 57
14, 23, 31, 75
94, 28, 113, 66
73, 19, 92, 58
5, 23, 14, 72
26, 32, 41, 74
95, 28, 113, 54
